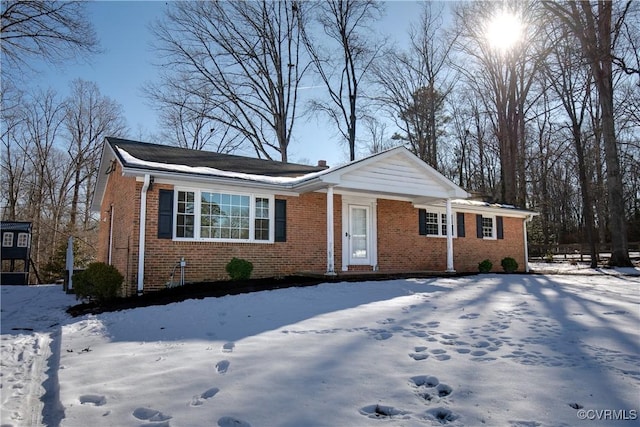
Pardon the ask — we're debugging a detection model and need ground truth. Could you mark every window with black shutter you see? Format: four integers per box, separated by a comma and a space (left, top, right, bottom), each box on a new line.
456, 212, 465, 237
158, 189, 174, 239
275, 199, 287, 242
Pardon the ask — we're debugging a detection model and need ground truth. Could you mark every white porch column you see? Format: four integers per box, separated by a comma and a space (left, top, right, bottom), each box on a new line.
446, 198, 455, 272
524, 215, 532, 272
326, 186, 336, 275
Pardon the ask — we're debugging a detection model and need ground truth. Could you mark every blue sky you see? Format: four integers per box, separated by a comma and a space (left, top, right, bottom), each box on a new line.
27, 0, 434, 167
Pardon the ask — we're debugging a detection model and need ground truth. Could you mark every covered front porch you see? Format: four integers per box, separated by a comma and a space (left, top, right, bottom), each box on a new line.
290, 147, 470, 276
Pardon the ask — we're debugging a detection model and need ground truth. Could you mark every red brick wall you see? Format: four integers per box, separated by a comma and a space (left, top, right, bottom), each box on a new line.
376, 202, 525, 272
139, 187, 342, 292
377, 200, 448, 271
99, 176, 527, 293
97, 163, 140, 296
453, 212, 526, 273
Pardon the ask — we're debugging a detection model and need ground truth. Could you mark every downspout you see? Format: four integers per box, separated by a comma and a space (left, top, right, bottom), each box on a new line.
524, 214, 532, 272
446, 198, 455, 272
326, 186, 336, 275
108, 204, 114, 265
137, 174, 151, 293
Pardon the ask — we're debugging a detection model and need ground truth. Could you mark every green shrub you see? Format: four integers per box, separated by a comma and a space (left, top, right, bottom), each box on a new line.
226, 257, 253, 280
478, 259, 493, 273
501, 257, 519, 273
73, 262, 123, 303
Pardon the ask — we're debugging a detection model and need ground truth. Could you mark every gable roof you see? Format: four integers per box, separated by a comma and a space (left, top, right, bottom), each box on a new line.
107, 137, 327, 178
295, 146, 470, 200
93, 137, 478, 211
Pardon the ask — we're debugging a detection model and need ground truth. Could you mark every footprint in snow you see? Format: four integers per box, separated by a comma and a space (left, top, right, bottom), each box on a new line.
218, 416, 252, 427
369, 329, 393, 340
410, 375, 440, 387
79, 394, 106, 406
459, 312, 480, 319
425, 407, 459, 424
410, 352, 429, 361
410, 376, 453, 402
359, 404, 410, 419
190, 387, 220, 407
216, 360, 230, 374
222, 342, 235, 353
132, 407, 172, 422
410, 346, 429, 360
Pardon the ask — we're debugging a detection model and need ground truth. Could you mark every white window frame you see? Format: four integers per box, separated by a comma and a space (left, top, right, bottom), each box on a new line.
173, 187, 275, 243
423, 209, 456, 238
482, 215, 497, 240
16, 233, 29, 248
2, 232, 13, 247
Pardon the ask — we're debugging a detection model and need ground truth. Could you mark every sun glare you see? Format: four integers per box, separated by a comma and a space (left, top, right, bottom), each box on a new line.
486, 11, 523, 51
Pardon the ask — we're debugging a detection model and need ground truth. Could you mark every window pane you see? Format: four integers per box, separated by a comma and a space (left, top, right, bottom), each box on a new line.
176, 191, 195, 238
483, 217, 494, 238
425, 212, 439, 235
17, 233, 29, 247
2, 232, 13, 247
255, 198, 269, 240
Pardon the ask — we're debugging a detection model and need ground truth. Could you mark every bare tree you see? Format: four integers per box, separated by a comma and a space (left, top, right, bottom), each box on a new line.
544, 1, 632, 266
453, 1, 548, 206
64, 79, 127, 231
542, 25, 599, 267
151, 0, 307, 162
362, 116, 393, 155
372, 3, 456, 168
19, 89, 67, 271
0, 1, 99, 72
146, 81, 243, 152
302, 0, 383, 161
0, 83, 28, 220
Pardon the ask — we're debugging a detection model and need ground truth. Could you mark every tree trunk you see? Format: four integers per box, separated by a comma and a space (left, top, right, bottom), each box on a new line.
592, 2, 631, 266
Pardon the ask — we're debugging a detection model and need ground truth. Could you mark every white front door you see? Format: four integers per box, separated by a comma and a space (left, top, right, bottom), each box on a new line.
348, 205, 370, 265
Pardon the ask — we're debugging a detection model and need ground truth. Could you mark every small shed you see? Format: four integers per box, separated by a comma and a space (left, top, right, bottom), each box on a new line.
1, 221, 32, 285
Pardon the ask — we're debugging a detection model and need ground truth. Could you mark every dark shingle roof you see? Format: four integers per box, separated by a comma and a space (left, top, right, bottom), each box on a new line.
107, 137, 328, 178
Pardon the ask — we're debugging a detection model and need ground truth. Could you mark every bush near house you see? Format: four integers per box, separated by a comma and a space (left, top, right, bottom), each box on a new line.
226, 258, 254, 281
478, 259, 493, 273
73, 262, 123, 303
501, 257, 519, 273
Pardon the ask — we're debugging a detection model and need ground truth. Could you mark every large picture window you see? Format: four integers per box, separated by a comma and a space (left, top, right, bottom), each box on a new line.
174, 189, 273, 242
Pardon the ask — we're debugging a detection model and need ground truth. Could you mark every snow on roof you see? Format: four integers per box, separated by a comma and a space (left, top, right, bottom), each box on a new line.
451, 199, 517, 209
116, 146, 329, 186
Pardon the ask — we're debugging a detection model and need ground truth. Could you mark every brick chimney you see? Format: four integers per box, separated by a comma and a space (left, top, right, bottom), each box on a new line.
317, 160, 327, 167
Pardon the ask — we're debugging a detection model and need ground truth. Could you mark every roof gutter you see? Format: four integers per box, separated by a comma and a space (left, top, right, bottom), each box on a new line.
137, 174, 151, 294
120, 166, 301, 192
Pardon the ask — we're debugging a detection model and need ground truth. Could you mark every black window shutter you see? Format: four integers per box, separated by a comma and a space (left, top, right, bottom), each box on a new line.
456, 212, 465, 237
158, 189, 174, 239
497, 216, 504, 239
418, 209, 427, 235
476, 214, 483, 238
275, 199, 287, 242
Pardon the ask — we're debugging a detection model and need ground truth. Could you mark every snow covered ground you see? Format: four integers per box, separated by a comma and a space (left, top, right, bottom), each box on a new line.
2, 268, 639, 427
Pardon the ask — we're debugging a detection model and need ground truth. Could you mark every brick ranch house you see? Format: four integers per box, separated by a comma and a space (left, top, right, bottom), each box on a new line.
92, 137, 536, 296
